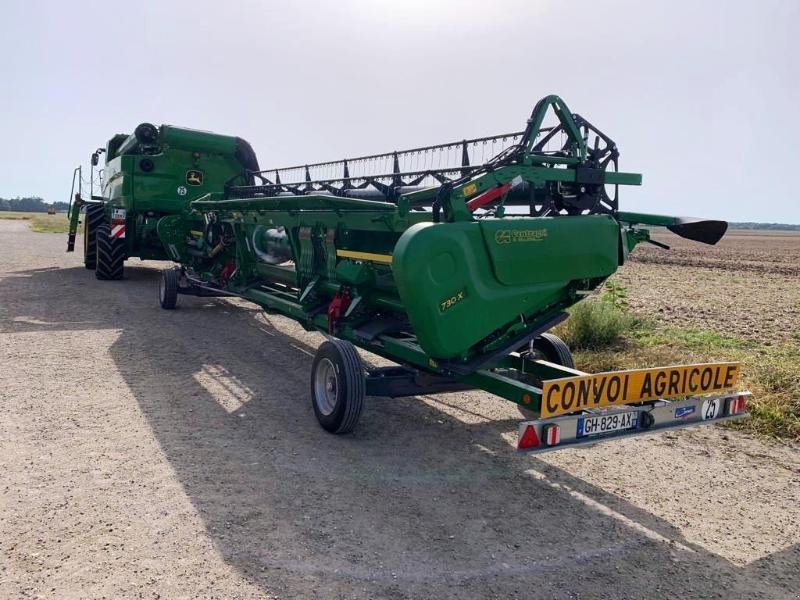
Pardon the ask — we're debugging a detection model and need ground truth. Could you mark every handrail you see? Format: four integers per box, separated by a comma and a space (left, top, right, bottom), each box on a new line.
67, 166, 81, 222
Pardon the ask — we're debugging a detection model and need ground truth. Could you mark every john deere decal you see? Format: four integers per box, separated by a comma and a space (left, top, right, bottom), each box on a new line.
186, 170, 204, 186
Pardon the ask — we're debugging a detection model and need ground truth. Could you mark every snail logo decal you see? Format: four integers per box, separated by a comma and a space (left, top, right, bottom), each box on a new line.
495, 228, 548, 244
186, 170, 204, 186
494, 229, 512, 244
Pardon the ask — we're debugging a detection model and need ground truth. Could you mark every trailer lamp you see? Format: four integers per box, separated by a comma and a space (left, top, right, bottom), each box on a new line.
726, 395, 747, 416
543, 424, 560, 446
518, 425, 540, 450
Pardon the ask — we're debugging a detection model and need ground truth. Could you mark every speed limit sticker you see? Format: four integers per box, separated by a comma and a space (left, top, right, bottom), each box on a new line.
701, 398, 722, 420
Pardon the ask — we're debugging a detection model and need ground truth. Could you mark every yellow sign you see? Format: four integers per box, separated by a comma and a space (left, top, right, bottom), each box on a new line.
462, 183, 478, 197
540, 362, 741, 418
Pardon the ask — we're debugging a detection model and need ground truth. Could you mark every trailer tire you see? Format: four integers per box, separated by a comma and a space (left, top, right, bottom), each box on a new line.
83, 204, 105, 270
95, 224, 125, 280
311, 340, 365, 434
159, 267, 179, 309
519, 333, 575, 418
531, 333, 575, 369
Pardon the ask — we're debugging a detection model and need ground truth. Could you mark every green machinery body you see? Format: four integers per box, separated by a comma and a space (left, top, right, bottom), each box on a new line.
67, 122, 257, 266
67, 95, 729, 429
151, 95, 727, 415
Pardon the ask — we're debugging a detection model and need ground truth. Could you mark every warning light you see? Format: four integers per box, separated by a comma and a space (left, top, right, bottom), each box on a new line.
522, 394, 531, 405
518, 424, 540, 450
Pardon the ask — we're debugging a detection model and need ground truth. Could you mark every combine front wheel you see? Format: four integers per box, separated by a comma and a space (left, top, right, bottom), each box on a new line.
83, 204, 104, 270
310, 340, 365, 434
95, 224, 125, 280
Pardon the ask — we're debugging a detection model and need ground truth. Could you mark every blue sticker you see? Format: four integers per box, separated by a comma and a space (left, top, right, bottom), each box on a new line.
675, 405, 696, 419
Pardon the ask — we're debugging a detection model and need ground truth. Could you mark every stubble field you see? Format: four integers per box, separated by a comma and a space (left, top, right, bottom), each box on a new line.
620, 229, 800, 343
589, 229, 800, 439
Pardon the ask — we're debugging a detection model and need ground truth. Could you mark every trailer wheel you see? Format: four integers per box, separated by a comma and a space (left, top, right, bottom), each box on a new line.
159, 267, 179, 309
310, 340, 365, 434
83, 204, 104, 270
531, 333, 575, 369
95, 224, 125, 280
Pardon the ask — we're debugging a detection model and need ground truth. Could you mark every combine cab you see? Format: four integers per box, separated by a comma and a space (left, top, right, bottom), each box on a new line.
66, 123, 257, 279
148, 94, 748, 451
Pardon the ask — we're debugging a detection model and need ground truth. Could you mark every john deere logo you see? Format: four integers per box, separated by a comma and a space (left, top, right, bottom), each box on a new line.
186, 170, 204, 186
495, 228, 548, 244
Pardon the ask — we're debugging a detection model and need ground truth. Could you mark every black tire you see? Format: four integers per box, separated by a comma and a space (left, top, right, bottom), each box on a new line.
159, 267, 178, 309
95, 224, 125, 280
83, 204, 105, 270
519, 333, 575, 417
531, 333, 575, 369
310, 340, 365, 434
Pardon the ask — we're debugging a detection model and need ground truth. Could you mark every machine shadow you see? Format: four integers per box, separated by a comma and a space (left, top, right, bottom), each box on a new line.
2, 264, 797, 599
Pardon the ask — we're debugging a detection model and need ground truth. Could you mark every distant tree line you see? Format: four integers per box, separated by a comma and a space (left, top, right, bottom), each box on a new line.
0, 197, 69, 212
729, 222, 800, 231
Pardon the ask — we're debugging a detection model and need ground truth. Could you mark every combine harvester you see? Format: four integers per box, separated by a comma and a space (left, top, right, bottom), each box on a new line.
66, 123, 257, 279
72, 95, 750, 452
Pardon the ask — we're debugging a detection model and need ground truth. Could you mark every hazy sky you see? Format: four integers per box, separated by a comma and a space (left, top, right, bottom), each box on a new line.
1, 0, 798, 222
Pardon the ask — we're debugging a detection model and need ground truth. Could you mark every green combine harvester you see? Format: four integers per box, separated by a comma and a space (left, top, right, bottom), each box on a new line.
67, 123, 257, 279
69, 95, 750, 452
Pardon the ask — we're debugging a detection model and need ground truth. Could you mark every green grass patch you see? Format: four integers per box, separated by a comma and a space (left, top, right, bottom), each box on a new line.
737, 346, 800, 439
0, 211, 34, 220
571, 321, 799, 440
558, 299, 637, 350
635, 327, 756, 352
558, 281, 798, 440
28, 213, 75, 234
0, 211, 77, 234
556, 282, 638, 350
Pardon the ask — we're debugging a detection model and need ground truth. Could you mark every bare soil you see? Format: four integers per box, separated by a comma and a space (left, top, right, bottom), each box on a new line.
617, 229, 800, 344
1, 220, 799, 599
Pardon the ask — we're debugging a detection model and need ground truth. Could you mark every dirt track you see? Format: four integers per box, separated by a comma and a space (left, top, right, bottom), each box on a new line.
1, 220, 799, 599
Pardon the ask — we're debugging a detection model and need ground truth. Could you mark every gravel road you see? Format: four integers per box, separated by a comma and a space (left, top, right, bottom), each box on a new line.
1, 220, 798, 599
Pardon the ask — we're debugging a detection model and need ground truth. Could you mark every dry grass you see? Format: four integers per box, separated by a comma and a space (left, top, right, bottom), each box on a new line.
0, 211, 79, 234
567, 302, 800, 440
577, 230, 800, 441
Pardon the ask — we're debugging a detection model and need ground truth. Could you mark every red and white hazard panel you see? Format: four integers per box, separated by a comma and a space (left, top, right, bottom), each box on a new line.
111, 208, 126, 239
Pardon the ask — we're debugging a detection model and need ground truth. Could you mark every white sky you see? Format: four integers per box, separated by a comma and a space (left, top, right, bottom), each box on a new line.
1, 0, 798, 222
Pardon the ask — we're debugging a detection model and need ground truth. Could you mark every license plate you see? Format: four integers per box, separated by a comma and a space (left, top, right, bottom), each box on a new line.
577, 411, 638, 437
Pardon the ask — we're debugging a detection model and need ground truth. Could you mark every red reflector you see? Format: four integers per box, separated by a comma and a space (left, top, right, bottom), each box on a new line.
727, 395, 747, 416
518, 425, 540, 450
544, 424, 561, 446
